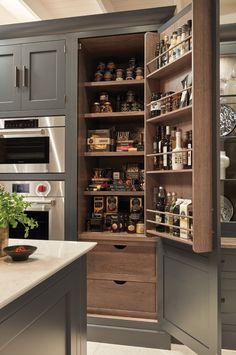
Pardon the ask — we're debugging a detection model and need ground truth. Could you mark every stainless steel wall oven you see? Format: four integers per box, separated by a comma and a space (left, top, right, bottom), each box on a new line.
0, 181, 64, 241
0, 116, 65, 173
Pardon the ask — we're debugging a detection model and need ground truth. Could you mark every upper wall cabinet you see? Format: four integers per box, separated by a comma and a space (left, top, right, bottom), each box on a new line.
0, 45, 21, 111
0, 40, 66, 112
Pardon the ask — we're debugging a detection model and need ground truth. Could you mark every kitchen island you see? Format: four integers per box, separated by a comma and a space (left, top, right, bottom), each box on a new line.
0, 239, 96, 355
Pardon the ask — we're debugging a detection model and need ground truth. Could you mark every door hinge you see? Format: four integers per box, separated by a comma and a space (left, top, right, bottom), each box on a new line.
64, 95, 67, 104
64, 44, 66, 53
79, 43, 82, 50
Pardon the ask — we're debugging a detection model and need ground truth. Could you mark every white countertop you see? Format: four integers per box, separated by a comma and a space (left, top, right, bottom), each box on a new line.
0, 239, 96, 310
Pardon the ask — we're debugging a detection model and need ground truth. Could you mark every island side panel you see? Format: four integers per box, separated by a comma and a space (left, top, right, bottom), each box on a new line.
0, 256, 87, 355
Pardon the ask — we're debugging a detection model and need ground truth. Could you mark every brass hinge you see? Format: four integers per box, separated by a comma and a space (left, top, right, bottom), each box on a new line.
79, 43, 82, 50
64, 44, 66, 53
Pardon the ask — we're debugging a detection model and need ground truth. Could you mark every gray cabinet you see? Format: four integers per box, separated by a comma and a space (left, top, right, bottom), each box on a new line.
21, 41, 65, 110
0, 40, 65, 112
0, 45, 21, 111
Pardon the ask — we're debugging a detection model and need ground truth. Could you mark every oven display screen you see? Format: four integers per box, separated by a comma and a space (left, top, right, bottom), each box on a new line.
12, 184, 30, 193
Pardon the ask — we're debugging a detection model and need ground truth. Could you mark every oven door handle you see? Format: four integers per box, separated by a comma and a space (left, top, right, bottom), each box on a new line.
28, 199, 56, 206
0, 129, 46, 137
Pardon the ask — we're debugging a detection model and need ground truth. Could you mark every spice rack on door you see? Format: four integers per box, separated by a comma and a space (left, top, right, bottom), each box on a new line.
144, 7, 213, 253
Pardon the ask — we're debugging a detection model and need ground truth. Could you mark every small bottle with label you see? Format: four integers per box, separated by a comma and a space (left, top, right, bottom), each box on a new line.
187, 130, 192, 168
172, 130, 183, 170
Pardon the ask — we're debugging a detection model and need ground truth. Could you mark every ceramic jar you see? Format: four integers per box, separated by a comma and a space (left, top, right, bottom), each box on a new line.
220, 151, 230, 179
135, 67, 144, 80
104, 71, 112, 81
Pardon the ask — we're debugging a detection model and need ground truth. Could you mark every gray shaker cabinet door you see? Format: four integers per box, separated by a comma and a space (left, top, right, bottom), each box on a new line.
0, 45, 21, 111
21, 40, 65, 110
158, 242, 221, 355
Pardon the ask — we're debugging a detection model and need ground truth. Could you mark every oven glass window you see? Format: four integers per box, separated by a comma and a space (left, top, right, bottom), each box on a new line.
0, 137, 49, 164
9, 211, 49, 240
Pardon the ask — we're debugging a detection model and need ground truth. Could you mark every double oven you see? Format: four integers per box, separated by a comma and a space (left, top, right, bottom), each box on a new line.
0, 116, 65, 241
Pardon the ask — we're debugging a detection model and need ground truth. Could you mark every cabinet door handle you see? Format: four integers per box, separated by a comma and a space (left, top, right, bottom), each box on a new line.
14, 66, 19, 88
114, 245, 127, 250
221, 297, 225, 303
113, 280, 127, 285
22, 65, 27, 87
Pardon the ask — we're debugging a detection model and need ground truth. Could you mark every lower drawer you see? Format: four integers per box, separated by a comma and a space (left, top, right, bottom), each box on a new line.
87, 243, 156, 282
88, 279, 157, 319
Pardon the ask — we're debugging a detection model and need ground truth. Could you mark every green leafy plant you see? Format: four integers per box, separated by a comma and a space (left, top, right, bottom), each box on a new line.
0, 184, 38, 237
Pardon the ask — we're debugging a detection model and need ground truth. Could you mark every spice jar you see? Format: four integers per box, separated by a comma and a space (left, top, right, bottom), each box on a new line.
135, 67, 144, 80
126, 90, 135, 103
161, 98, 167, 115
172, 93, 181, 111
104, 101, 113, 112
99, 92, 109, 103
94, 71, 103, 82
121, 102, 130, 112
126, 68, 134, 80
97, 62, 105, 72
165, 96, 172, 113
116, 68, 124, 81
107, 61, 116, 72
104, 71, 112, 81
129, 57, 136, 70
92, 102, 101, 113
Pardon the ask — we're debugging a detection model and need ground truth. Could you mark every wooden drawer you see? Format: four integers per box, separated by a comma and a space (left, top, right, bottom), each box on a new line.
88, 279, 157, 319
87, 243, 156, 282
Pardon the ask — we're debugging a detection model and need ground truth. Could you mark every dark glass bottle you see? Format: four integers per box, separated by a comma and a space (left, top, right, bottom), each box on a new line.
173, 199, 183, 237
182, 131, 188, 169
169, 192, 177, 235
154, 126, 161, 170
115, 94, 121, 112
155, 186, 166, 232
163, 125, 171, 170
187, 130, 192, 168
160, 39, 165, 67
158, 126, 165, 170
155, 42, 160, 69
164, 192, 172, 233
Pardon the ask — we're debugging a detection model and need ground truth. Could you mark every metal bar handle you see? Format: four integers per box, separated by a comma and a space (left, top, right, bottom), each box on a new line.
0, 129, 45, 137
28, 200, 56, 206
14, 66, 19, 88
22, 65, 27, 87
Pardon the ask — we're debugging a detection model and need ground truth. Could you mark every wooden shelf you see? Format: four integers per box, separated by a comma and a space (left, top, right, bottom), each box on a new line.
146, 169, 192, 174
83, 80, 144, 90
82, 111, 144, 120
146, 229, 193, 246
84, 151, 144, 157
84, 191, 144, 196
79, 231, 155, 243
146, 105, 192, 124
146, 50, 192, 80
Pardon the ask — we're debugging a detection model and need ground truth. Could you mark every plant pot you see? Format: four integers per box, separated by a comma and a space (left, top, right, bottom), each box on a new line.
0, 227, 9, 257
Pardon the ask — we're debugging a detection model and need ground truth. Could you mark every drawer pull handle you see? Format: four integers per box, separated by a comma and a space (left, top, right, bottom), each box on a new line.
221, 259, 225, 264
114, 245, 127, 250
113, 280, 127, 285
221, 297, 225, 303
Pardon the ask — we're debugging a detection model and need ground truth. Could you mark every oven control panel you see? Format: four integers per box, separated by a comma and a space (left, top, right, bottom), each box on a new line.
4, 119, 38, 129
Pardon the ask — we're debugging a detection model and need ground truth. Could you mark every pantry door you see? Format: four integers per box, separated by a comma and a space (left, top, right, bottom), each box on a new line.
157, 0, 221, 354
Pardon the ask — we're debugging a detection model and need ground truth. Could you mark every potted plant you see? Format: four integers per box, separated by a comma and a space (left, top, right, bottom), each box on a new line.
0, 184, 38, 257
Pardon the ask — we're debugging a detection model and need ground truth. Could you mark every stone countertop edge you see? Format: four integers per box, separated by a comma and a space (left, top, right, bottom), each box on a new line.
0, 239, 96, 310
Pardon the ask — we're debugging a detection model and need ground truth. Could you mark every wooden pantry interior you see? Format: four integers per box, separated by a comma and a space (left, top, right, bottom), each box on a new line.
78, 1, 220, 354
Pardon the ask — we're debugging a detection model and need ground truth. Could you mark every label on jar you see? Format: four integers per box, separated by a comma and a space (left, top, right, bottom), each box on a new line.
128, 224, 135, 232
136, 223, 144, 234
187, 143, 192, 166
155, 214, 162, 224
